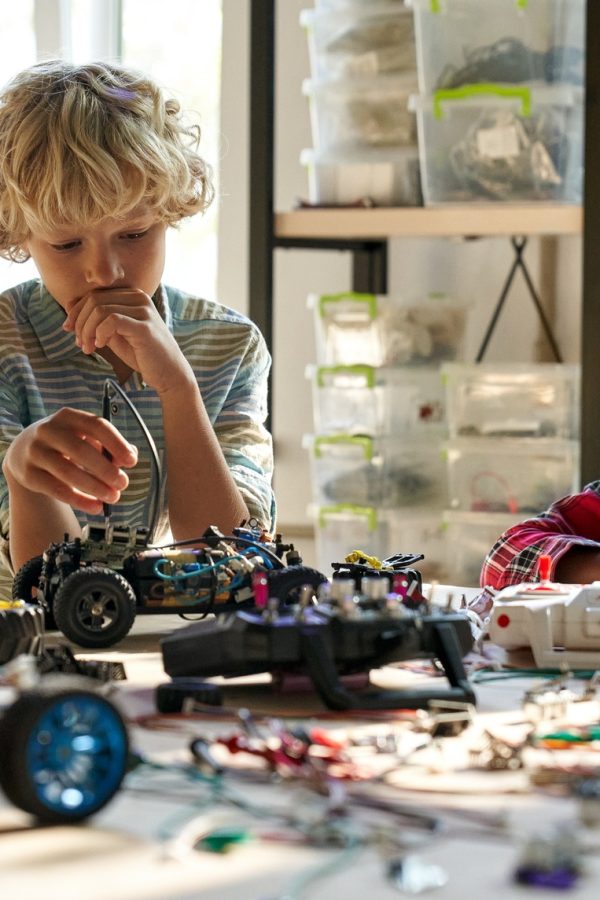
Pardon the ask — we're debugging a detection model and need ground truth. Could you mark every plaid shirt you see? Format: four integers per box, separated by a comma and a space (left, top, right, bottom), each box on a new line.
471, 481, 600, 617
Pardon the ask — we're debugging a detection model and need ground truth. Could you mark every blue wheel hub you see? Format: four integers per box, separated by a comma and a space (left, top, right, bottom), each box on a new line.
26, 694, 127, 816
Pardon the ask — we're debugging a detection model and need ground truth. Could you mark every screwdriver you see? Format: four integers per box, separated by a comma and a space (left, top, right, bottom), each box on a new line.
102, 380, 112, 527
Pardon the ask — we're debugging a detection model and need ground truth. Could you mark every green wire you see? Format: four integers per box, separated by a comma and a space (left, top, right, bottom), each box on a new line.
535, 726, 600, 743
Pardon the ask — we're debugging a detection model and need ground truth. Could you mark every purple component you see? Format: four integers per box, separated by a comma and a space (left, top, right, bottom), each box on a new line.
515, 866, 578, 890
273, 670, 370, 694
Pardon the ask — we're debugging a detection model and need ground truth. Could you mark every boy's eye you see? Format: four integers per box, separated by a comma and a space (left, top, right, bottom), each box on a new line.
123, 229, 150, 240
50, 240, 80, 252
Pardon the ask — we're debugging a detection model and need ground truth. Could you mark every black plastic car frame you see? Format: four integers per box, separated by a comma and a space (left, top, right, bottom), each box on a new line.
13, 523, 328, 649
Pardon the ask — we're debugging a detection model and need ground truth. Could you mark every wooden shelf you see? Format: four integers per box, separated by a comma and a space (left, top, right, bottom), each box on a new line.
275, 205, 583, 240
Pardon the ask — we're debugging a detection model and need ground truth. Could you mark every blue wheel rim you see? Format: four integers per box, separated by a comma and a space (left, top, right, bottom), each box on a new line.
25, 694, 127, 816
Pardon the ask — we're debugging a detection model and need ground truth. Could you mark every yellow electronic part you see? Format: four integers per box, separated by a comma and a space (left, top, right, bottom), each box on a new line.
344, 550, 383, 569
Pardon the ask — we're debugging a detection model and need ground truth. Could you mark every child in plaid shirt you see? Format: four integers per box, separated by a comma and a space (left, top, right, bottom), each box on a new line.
473, 481, 600, 616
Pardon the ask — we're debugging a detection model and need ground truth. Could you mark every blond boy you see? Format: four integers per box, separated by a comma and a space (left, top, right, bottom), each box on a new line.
0, 60, 275, 591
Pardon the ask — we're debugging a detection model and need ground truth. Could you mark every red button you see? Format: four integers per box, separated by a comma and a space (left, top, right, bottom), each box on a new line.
496, 613, 510, 628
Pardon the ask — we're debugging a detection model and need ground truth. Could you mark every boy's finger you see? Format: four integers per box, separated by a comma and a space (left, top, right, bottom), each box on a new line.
27, 461, 124, 511
38, 409, 138, 468
30, 437, 130, 497
64, 289, 150, 331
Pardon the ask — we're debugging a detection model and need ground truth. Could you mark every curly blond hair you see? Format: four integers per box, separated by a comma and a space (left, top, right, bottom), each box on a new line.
0, 60, 214, 261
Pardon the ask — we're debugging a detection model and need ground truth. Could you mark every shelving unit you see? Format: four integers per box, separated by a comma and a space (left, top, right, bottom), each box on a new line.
276, 206, 582, 239
248, 0, 600, 485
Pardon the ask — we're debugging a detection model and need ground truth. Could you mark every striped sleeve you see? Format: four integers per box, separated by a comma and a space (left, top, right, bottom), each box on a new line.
212, 327, 275, 530
0, 380, 25, 589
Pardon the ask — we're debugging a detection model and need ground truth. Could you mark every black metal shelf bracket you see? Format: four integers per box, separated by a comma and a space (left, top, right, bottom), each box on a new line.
476, 236, 562, 363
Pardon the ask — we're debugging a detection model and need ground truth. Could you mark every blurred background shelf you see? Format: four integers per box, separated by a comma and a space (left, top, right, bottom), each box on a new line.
249, 0, 600, 497
275, 205, 583, 240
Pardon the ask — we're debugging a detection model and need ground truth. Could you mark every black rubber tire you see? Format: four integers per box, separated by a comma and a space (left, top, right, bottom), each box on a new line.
12, 555, 43, 602
12, 555, 58, 630
155, 679, 223, 713
0, 605, 44, 663
0, 675, 128, 823
266, 565, 328, 605
54, 567, 136, 648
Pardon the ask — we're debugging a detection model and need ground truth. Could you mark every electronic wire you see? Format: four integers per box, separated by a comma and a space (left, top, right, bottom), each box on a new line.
105, 378, 162, 542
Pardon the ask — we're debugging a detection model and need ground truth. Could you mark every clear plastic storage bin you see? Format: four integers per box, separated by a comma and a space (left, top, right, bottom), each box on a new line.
307, 364, 446, 436
407, 0, 585, 94
309, 291, 469, 366
444, 437, 579, 515
313, 504, 387, 575
313, 504, 447, 582
306, 434, 448, 510
300, 146, 422, 207
315, 0, 405, 9
303, 74, 418, 152
443, 511, 521, 587
411, 84, 583, 204
301, 4, 416, 81
442, 362, 580, 440
388, 511, 447, 583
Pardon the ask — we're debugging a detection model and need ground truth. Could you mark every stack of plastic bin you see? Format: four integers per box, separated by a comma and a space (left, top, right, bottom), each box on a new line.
406, 0, 585, 204
306, 291, 470, 580
441, 362, 581, 586
300, 2, 422, 207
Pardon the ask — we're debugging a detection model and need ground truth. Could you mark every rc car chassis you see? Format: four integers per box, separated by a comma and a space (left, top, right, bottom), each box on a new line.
14, 523, 328, 649
161, 587, 476, 710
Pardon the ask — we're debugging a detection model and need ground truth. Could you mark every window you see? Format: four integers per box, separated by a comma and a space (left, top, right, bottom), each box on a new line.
120, 0, 222, 301
0, 2, 39, 292
0, 0, 222, 301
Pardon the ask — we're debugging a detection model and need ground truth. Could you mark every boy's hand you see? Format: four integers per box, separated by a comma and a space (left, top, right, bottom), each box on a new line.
63, 288, 192, 394
3, 409, 138, 516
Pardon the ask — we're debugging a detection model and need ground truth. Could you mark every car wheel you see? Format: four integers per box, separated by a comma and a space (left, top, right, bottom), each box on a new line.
0, 604, 44, 663
54, 567, 136, 648
0, 675, 129, 823
12, 555, 58, 630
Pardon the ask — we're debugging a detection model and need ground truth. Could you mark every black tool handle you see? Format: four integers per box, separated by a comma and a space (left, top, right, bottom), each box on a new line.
102, 381, 113, 520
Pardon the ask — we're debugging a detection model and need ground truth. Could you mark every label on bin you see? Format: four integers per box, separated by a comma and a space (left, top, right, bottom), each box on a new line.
477, 125, 520, 160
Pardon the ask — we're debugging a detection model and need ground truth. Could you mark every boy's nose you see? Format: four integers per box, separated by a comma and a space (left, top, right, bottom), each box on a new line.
85, 254, 125, 287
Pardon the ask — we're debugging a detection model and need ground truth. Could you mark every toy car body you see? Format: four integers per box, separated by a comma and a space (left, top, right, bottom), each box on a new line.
13, 523, 327, 649
161, 584, 476, 710
488, 579, 600, 668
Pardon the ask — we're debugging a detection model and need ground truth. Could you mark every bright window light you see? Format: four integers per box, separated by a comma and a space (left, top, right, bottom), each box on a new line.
120, 0, 222, 301
0, 2, 39, 292
0, 2, 36, 87
0, 0, 222, 303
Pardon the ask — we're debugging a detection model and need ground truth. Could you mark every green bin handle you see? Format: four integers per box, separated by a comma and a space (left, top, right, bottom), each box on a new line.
316, 364, 376, 389
318, 292, 378, 320
433, 83, 531, 120
318, 504, 378, 531
431, 0, 527, 11
313, 434, 374, 460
